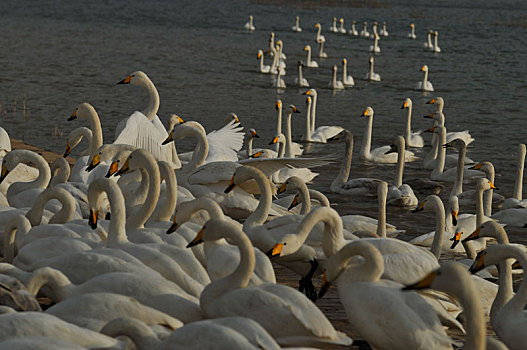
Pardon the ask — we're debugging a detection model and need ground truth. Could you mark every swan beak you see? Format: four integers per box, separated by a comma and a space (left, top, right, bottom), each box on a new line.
257, 52, 262, 59
421, 66, 426, 71
88, 210, 98, 229
277, 183, 287, 194
288, 195, 300, 210
0, 163, 10, 183
424, 126, 436, 133
512, 260, 521, 269
177, 116, 185, 124
251, 131, 260, 138
86, 153, 101, 172
462, 226, 481, 243
275, 101, 281, 110
401, 101, 408, 109
469, 162, 483, 170
292, 107, 301, 114
385, 144, 397, 154
361, 109, 369, 117
265, 243, 284, 258
449, 231, 462, 249
488, 181, 497, 190
411, 200, 426, 213
187, 227, 204, 248
469, 250, 487, 274
452, 210, 458, 226
403, 270, 437, 291
423, 113, 434, 119
63, 140, 72, 158
115, 158, 130, 176
318, 272, 331, 299
106, 161, 119, 178
426, 98, 437, 104
442, 142, 453, 148
410, 23, 414, 27
249, 151, 262, 158
224, 177, 236, 193
303, 89, 312, 96
67, 108, 78, 121
166, 215, 179, 234
269, 137, 278, 145
117, 75, 133, 85
162, 132, 174, 145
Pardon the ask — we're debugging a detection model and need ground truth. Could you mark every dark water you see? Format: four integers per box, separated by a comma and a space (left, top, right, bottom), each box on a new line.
0, 0, 526, 243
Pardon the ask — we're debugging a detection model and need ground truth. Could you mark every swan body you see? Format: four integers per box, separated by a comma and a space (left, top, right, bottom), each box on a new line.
401, 98, 424, 147
426, 97, 475, 145
256, 50, 270, 73
365, 56, 381, 81
314, 23, 325, 43
350, 21, 358, 36
244, 16, 255, 31
369, 34, 381, 53
272, 66, 286, 89
294, 60, 309, 87
330, 17, 337, 32
328, 65, 344, 90
303, 89, 343, 143
385, 136, 418, 207
341, 58, 354, 86
379, 21, 388, 36
318, 40, 328, 58
303, 45, 318, 68
457, 161, 504, 214
292, 16, 302, 32
424, 31, 433, 49
417, 65, 434, 91
338, 18, 346, 33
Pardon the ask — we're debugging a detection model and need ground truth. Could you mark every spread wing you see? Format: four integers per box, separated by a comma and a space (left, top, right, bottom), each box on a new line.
205, 120, 244, 163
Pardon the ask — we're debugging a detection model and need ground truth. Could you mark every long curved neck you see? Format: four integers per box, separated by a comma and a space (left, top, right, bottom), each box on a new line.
3, 215, 31, 263
304, 100, 312, 141
476, 185, 485, 227
433, 128, 446, 175
140, 79, 160, 121
284, 112, 294, 158
360, 116, 373, 160
376, 186, 387, 238
310, 93, 317, 132
404, 105, 412, 143
374, 36, 379, 49
369, 59, 374, 78
298, 64, 303, 82
411, 26, 415, 36
483, 164, 495, 217
277, 139, 286, 158
50, 158, 70, 186
182, 198, 225, 223
90, 180, 128, 246
183, 127, 209, 173
429, 197, 445, 259
434, 35, 438, 50
300, 208, 345, 256
7, 151, 51, 197
309, 189, 330, 207
147, 161, 177, 223
317, 26, 321, 39
495, 246, 527, 320
450, 145, 466, 197
335, 242, 384, 283
84, 107, 104, 156
242, 171, 273, 231
332, 68, 337, 86
318, 40, 324, 56
26, 267, 73, 302
201, 222, 255, 314
101, 318, 160, 350
246, 136, 253, 156
332, 134, 353, 189
259, 55, 265, 70
275, 105, 282, 153
306, 47, 312, 65
487, 235, 513, 329
427, 33, 432, 47
294, 181, 311, 215
127, 156, 161, 229
25, 188, 76, 226
394, 141, 404, 188
513, 145, 526, 200
422, 69, 428, 87
342, 61, 347, 79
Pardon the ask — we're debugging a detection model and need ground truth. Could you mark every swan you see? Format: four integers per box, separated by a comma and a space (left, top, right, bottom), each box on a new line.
359, 107, 418, 164
491, 205, 527, 227
372, 21, 379, 36
186, 218, 353, 348
385, 136, 418, 207
256, 50, 270, 73
360, 21, 370, 37
115, 71, 181, 169
330, 17, 337, 32
469, 244, 526, 350
281, 105, 303, 158
62, 127, 97, 184
417, 65, 434, 91
0, 127, 10, 157
446, 139, 485, 192
424, 110, 475, 146
237, 128, 276, 160
341, 58, 354, 86
408, 23, 416, 39
294, 60, 309, 87
244, 16, 255, 31
424, 30, 433, 49
338, 18, 346, 33
328, 65, 344, 90
365, 56, 381, 81
268, 44, 280, 75
320, 241, 452, 350
49, 157, 89, 217
267, 32, 275, 57
314, 23, 325, 43
401, 98, 424, 147
422, 123, 475, 171
291, 16, 302, 32
303, 45, 318, 68
0, 273, 40, 312
272, 66, 286, 89
404, 262, 508, 350
379, 21, 388, 36
458, 161, 504, 215
369, 33, 380, 53
350, 20, 358, 36
303, 88, 343, 143
317, 40, 328, 58
502, 144, 527, 209
433, 31, 441, 53
275, 40, 286, 61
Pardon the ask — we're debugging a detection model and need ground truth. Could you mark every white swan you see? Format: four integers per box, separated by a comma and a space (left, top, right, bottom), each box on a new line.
491, 205, 527, 227
424, 109, 475, 145
115, 71, 181, 169
303, 89, 343, 143
291, 16, 302, 32
256, 50, 270, 73
187, 218, 353, 348
405, 262, 508, 350
341, 58, 354, 86
424, 30, 433, 49
360, 21, 370, 37
379, 21, 389, 36
365, 56, 381, 81
502, 144, 527, 209
372, 21, 379, 36
317, 40, 328, 58
338, 18, 346, 33
350, 21, 358, 36
275, 40, 286, 61
320, 241, 452, 349
272, 66, 286, 89
385, 136, 419, 207
314, 23, 325, 43
294, 60, 309, 87
401, 98, 424, 147
417, 65, 434, 91
359, 107, 418, 164
408, 23, 416, 39
302, 45, 318, 68
433, 31, 441, 53
330, 17, 337, 32
458, 161, 504, 215
244, 16, 255, 31
328, 65, 344, 90
369, 33, 381, 53
0, 127, 11, 157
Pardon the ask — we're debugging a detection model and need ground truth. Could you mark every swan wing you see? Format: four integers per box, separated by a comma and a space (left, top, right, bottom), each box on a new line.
206, 120, 245, 163
187, 161, 241, 185
240, 156, 334, 179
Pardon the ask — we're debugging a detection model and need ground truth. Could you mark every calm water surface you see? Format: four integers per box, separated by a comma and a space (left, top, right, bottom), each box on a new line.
0, 0, 526, 244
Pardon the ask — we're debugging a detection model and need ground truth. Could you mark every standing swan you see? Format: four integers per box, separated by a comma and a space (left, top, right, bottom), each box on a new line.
328, 65, 344, 90
341, 58, 355, 86
291, 16, 302, 32
401, 98, 424, 147
417, 65, 434, 91
365, 56, 381, 81
303, 45, 318, 68
244, 16, 255, 31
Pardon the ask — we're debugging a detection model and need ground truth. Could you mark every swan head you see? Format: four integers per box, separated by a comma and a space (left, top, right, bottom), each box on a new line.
449, 230, 463, 249
245, 128, 259, 141
277, 176, 304, 194
332, 65, 337, 72
448, 195, 459, 226
275, 100, 282, 111
434, 31, 438, 36
286, 105, 300, 115
352, 20, 357, 24
224, 165, 265, 194
303, 88, 316, 97
342, 58, 347, 64
369, 56, 374, 63
114, 149, 153, 177
443, 138, 466, 152
410, 23, 414, 28
462, 221, 504, 245
288, 195, 300, 210
296, 16, 299, 20
106, 150, 133, 177
268, 133, 286, 146
421, 65, 429, 72
305, 96, 312, 106
476, 177, 498, 192
385, 135, 404, 154
404, 262, 472, 295
314, 23, 321, 29
257, 50, 263, 59
64, 127, 91, 157
411, 195, 441, 213
361, 106, 374, 118
187, 218, 241, 248
401, 98, 412, 109
86, 152, 101, 172
303, 45, 310, 51
117, 71, 150, 87
339, 18, 343, 23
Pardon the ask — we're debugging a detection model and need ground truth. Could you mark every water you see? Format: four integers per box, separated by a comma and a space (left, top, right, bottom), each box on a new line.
0, 0, 526, 243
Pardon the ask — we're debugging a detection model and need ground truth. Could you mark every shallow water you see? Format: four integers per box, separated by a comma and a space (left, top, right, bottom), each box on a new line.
0, 0, 526, 244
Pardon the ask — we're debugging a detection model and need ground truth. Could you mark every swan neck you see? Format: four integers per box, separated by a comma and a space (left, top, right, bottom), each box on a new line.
434, 128, 446, 175
285, 112, 294, 158
304, 100, 312, 141
360, 115, 373, 160
101, 318, 160, 350
127, 156, 160, 229
376, 187, 387, 238
342, 61, 347, 79
332, 67, 337, 86
476, 185, 485, 227
429, 197, 445, 259
451, 146, 465, 197
369, 59, 374, 77
298, 64, 303, 82
513, 146, 525, 200
333, 134, 352, 190
310, 93, 317, 132
423, 69, 428, 86
483, 165, 495, 217
147, 161, 177, 223
243, 170, 273, 230
303, 208, 344, 256
297, 182, 311, 215
3, 215, 31, 263
337, 243, 384, 282
142, 79, 160, 121
25, 188, 76, 226
306, 47, 311, 65
405, 105, 412, 142
394, 142, 404, 188
491, 257, 514, 329
186, 128, 209, 172
27, 268, 72, 302
86, 108, 104, 156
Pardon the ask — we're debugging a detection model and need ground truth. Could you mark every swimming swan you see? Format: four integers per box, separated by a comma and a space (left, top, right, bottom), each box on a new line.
303, 89, 343, 143
294, 60, 309, 87
292, 16, 302, 32
401, 98, 424, 147
417, 65, 434, 91
256, 50, 270, 73
341, 58, 355, 86
408, 23, 416, 39
365, 56, 381, 81
303, 45, 318, 68
328, 65, 344, 90
244, 16, 255, 31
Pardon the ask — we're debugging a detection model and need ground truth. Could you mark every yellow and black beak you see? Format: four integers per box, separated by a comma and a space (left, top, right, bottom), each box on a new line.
115, 157, 130, 176
186, 227, 204, 248
249, 151, 262, 158
292, 106, 301, 114
462, 226, 481, 243
402, 270, 437, 291
268, 136, 279, 145
105, 160, 120, 178
63, 140, 72, 158
277, 183, 287, 194
401, 101, 408, 109
452, 210, 458, 226
288, 195, 300, 211
88, 210, 98, 229
166, 215, 179, 234
257, 52, 262, 59
0, 163, 10, 184
424, 126, 436, 133
318, 272, 331, 299
361, 109, 369, 117
251, 131, 260, 138
512, 260, 521, 269
426, 98, 437, 105
469, 250, 487, 274
162, 131, 174, 145
489, 181, 498, 190
117, 75, 133, 85
224, 176, 236, 193
275, 101, 281, 110
265, 243, 284, 258
303, 89, 312, 96
86, 153, 101, 172
423, 113, 435, 119
411, 200, 426, 213
449, 231, 462, 249
67, 108, 78, 121
469, 162, 483, 170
